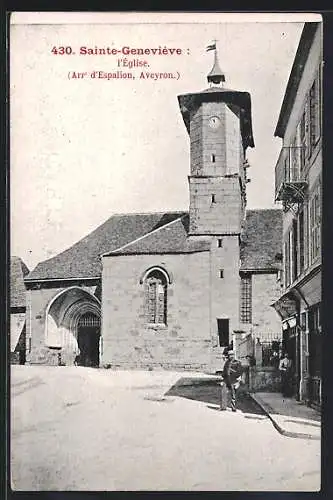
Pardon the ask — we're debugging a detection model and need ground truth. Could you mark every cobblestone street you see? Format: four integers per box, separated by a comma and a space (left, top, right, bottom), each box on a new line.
10, 366, 320, 491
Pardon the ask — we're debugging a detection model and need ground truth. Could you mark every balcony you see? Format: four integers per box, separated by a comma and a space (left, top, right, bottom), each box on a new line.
275, 146, 308, 203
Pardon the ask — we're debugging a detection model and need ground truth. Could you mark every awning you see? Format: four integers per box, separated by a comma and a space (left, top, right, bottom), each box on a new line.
272, 292, 298, 320
10, 313, 26, 352
297, 268, 321, 307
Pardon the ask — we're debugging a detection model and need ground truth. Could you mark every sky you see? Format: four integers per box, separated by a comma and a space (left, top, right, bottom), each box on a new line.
10, 13, 313, 271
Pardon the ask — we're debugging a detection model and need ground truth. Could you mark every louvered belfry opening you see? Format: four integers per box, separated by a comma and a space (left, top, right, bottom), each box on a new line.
77, 312, 101, 367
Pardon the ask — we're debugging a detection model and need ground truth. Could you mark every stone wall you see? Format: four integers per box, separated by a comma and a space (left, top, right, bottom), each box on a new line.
189, 176, 241, 234
252, 273, 282, 338
210, 235, 241, 346
102, 252, 211, 370
249, 366, 281, 392
26, 283, 99, 365
201, 102, 227, 176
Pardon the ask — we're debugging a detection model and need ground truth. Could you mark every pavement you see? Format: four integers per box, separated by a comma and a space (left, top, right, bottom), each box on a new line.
10, 366, 321, 491
250, 392, 321, 440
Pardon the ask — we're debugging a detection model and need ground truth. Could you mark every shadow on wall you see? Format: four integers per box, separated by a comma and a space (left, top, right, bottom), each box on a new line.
164, 377, 265, 416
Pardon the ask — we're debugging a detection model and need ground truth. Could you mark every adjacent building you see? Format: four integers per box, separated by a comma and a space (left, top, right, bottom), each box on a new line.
10, 256, 29, 364
273, 22, 322, 407
23, 49, 282, 373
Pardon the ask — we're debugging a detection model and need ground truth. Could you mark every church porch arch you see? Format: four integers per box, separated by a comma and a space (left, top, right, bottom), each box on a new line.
45, 287, 101, 366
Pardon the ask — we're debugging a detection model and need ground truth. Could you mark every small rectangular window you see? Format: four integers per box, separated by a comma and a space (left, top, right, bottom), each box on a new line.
219, 269, 224, 278
211, 154, 216, 163
211, 194, 216, 203
218, 238, 223, 248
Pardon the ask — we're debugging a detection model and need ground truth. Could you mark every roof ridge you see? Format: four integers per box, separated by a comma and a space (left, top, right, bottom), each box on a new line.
107, 210, 187, 217
28, 210, 189, 272
102, 214, 187, 256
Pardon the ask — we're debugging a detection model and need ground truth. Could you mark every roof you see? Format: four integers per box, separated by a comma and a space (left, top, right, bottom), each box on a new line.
178, 86, 255, 149
274, 22, 320, 138
26, 208, 283, 281
11, 257, 29, 308
240, 209, 283, 271
26, 211, 187, 281
105, 214, 211, 256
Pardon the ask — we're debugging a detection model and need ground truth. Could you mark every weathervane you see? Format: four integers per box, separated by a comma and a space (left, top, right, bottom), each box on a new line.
206, 40, 225, 86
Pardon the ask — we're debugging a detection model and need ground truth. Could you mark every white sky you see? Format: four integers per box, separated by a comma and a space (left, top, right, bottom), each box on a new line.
10, 13, 312, 271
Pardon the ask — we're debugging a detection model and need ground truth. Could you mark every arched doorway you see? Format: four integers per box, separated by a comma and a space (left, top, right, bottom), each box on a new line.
45, 286, 101, 366
77, 312, 101, 367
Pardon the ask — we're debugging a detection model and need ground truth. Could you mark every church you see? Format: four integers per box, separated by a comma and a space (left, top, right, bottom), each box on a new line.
23, 48, 282, 371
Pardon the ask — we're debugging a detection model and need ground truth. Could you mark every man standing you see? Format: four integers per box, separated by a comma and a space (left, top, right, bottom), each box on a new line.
279, 352, 293, 397
220, 350, 243, 412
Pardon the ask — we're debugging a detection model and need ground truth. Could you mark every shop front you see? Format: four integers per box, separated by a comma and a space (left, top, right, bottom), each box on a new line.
273, 266, 321, 407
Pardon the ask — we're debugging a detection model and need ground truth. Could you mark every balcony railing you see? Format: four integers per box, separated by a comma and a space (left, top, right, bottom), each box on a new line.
275, 146, 308, 202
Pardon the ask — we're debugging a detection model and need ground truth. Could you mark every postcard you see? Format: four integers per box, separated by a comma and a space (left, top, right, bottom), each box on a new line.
10, 12, 322, 491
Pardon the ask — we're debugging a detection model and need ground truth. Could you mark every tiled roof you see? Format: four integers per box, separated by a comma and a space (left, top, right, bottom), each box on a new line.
11, 257, 29, 308
106, 214, 211, 256
241, 209, 283, 271
26, 211, 187, 281
26, 208, 283, 281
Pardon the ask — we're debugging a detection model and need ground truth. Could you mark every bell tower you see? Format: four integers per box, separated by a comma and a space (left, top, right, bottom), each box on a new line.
178, 44, 254, 236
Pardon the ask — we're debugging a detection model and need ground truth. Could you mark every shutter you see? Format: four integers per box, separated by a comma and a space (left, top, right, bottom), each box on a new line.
309, 82, 316, 150
299, 112, 306, 171
305, 97, 311, 159
316, 67, 322, 142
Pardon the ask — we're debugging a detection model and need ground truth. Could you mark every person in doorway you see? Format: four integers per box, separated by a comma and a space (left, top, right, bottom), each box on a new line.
269, 350, 280, 368
279, 352, 293, 397
220, 350, 243, 412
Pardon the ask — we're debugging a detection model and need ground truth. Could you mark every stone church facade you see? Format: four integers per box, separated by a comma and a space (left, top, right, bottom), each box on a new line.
24, 51, 282, 371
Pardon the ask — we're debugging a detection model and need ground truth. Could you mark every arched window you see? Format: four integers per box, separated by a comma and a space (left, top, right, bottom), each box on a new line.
144, 269, 167, 325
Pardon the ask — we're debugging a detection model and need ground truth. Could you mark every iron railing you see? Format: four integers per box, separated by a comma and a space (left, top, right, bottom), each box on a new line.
275, 146, 307, 201
261, 340, 283, 367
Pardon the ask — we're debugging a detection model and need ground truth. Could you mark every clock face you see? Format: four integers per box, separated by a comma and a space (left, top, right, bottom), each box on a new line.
209, 116, 221, 129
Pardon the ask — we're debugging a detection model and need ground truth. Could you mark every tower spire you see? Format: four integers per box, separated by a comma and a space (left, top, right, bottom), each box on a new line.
206, 41, 225, 86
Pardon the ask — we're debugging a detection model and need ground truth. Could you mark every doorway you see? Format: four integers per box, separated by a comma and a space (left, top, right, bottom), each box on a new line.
77, 312, 101, 367
217, 318, 229, 347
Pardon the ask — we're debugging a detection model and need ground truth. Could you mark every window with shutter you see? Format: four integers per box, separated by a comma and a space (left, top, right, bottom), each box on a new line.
299, 209, 304, 274
305, 98, 311, 160
309, 181, 321, 264
299, 111, 307, 172
284, 238, 290, 288
290, 135, 300, 181
309, 69, 321, 153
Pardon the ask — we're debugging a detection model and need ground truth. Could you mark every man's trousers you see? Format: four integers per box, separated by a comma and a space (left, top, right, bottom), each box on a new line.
220, 381, 236, 410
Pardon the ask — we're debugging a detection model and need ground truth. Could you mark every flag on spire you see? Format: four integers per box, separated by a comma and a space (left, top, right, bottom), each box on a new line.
206, 42, 216, 52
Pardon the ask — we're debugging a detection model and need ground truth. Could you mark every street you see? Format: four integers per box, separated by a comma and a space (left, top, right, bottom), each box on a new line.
10, 366, 320, 491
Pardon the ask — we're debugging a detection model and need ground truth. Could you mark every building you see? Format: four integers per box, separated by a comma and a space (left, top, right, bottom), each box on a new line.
10, 256, 29, 364
23, 48, 282, 373
273, 22, 322, 407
